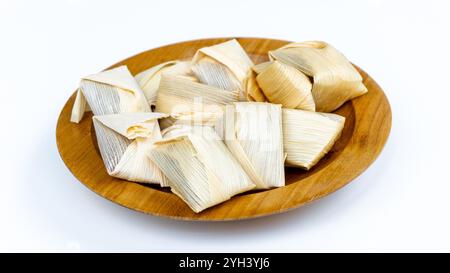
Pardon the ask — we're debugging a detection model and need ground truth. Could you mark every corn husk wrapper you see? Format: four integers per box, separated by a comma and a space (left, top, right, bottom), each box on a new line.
148, 126, 255, 213
70, 66, 150, 123
92, 112, 170, 185
191, 58, 241, 92
223, 102, 285, 189
71, 66, 169, 185
256, 61, 315, 111
191, 39, 255, 101
134, 60, 194, 106
160, 124, 195, 139
245, 69, 266, 102
155, 75, 239, 128
269, 41, 368, 112
252, 61, 273, 74
171, 111, 223, 127
282, 108, 345, 169
161, 110, 227, 142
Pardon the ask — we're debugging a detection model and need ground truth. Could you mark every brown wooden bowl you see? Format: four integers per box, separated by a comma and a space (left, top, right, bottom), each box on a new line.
56, 37, 392, 221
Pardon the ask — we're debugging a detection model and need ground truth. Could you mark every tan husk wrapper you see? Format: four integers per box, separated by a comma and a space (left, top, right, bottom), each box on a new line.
92, 112, 169, 185
135, 60, 194, 106
252, 61, 273, 74
191, 58, 241, 92
192, 39, 255, 101
256, 61, 315, 111
70, 66, 150, 123
155, 75, 239, 128
223, 102, 285, 189
282, 108, 345, 169
148, 126, 255, 213
269, 41, 367, 112
245, 69, 266, 102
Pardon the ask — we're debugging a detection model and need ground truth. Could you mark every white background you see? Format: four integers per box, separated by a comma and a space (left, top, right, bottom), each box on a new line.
1, 0, 449, 252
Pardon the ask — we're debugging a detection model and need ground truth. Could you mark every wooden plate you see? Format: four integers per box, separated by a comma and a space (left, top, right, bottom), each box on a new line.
56, 37, 391, 221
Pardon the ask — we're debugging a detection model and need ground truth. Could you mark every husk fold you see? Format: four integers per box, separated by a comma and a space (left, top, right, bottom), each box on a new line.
93, 112, 169, 185
256, 61, 315, 111
70, 66, 150, 123
155, 75, 239, 128
192, 39, 256, 101
223, 102, 285, 189
282, 108, 345, 169
148, 126, 255, 212
269, 41, 368, 112
135, 60, 194, 106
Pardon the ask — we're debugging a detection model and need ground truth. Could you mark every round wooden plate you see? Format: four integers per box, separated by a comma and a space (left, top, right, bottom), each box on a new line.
56, 37, 391, 221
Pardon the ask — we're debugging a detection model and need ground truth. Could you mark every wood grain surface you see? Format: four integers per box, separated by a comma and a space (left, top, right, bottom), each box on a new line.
56, 37, 392, 221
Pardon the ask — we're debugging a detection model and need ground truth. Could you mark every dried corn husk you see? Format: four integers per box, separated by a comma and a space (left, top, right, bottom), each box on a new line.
155, 75, 239, 128
148, 126, 255, 213
171, 111, 223, 127
160, 124, 195, 139
94, 112, 166, 139
269, 41, 368, 112
223, 102, 285, 189
135, 60, 194, 106
252, 61, 273, 74
256, 61, 315, 111
282, 108, 345, 169
71, 66, 150, 123
92, 112, 169, 185
245, 69, 267, 102
191, 58, 241, 92
191, 39, 254, 100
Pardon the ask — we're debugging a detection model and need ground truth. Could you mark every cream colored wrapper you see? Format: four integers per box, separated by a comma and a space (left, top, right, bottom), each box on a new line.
256, 61, 315, 111
282, 108, 345, 169
192, 39, 255, 101
135, 60, 194, 106
148, 126, 255, 213
245, 69, 266, 102
155, 75, 239, 129
223, 102, 285, 189
71, 65, 150, 123
92, 112, 169, 185
269, 41, 367, 112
